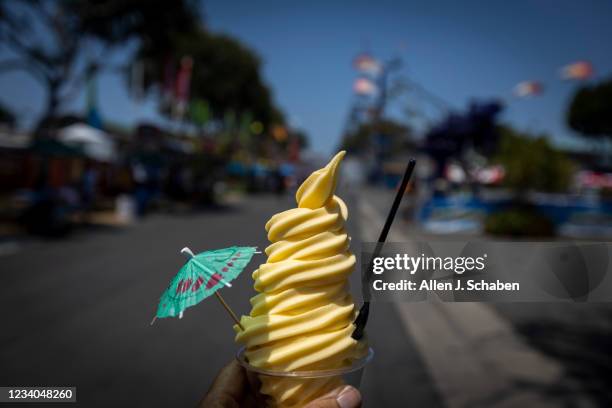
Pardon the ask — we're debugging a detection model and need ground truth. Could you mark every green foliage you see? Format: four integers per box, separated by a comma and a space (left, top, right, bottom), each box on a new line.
484, 207, 555, 237
493, 126, 574, 193
567, 77, 612, 139
190, 99, 211, 127
341, 119, 413, 154
0, 0, 200, 123
488, 126, 573, 237
74, 0, 200, 46
138, 29, 282, 128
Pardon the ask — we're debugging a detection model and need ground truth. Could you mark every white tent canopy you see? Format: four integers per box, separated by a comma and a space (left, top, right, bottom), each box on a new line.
58, 123, 116, 162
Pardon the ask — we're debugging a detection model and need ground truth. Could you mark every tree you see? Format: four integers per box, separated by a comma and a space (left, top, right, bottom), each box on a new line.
493, 126, 574, 194
0, 0, 200, 131
341, 118, 414, 154
0, 101, 15, 127
567, 77, 612, 140
485, 126, 575, 237
137, 29, 282, 129
424, 100, 503, 179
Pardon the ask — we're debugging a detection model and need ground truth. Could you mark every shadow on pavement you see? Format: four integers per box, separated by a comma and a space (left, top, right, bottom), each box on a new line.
517, 319, 612, 407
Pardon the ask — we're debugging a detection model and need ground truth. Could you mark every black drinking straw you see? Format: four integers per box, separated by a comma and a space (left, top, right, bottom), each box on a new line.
352, 159, 416, 340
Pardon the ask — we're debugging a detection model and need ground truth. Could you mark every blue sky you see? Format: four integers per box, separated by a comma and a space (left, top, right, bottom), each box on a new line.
1, 0, 612, 155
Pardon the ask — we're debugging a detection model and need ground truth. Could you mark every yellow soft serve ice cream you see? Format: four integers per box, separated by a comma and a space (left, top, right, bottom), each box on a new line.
235, 151, 367, 407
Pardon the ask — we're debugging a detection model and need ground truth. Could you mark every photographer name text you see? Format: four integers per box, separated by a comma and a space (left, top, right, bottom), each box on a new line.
372, 279, 520, 291
370, 253, 520, 292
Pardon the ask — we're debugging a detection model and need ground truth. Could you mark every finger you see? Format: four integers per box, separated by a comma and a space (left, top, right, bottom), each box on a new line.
242, 392, 260, 408
244, 369, 261, 394
304, 385, 362, 408
244, 370, 267, 407
198, 360, 247, 408
211, 360, 248, 399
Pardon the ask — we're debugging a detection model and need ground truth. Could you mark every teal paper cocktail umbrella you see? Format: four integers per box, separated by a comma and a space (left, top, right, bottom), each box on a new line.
152, 246, 258, 327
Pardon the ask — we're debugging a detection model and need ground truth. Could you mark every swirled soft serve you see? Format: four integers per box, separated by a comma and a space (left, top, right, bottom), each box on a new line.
235, 151, 367, 407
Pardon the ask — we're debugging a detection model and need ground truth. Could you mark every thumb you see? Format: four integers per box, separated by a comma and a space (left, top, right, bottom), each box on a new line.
304, 385, 362, 408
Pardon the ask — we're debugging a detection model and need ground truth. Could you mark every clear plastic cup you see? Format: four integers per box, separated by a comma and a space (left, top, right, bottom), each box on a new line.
236, 347, 374, 407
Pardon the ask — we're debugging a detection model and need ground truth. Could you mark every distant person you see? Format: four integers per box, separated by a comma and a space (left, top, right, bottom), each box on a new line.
132, 162, 149, 216
271, 166, 286, 196
80, 161, 98, 212
21, 171, 72, 236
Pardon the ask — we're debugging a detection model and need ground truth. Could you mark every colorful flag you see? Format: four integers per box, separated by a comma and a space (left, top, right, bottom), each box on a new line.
354, 77, 377, 95
560, 61, 594, 80
288, 135, 300, 162
173, 56, 194, 119
353, 53, 382, 75
513, 81, 543, 97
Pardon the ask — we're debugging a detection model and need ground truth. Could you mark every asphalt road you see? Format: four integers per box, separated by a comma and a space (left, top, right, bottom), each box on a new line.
0, 191, 443, 407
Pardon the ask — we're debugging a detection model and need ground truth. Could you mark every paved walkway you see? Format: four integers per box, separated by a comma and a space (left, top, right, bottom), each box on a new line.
358, 187, 600, 408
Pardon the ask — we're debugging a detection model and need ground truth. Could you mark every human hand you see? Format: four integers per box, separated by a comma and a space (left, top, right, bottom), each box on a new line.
199, 361, 361, 408
198, 360, 260, 408
304, 385, 362, 408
